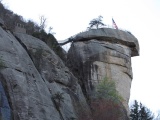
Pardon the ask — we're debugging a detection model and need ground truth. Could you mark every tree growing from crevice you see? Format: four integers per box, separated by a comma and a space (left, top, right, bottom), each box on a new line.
51, 92, 65, 120
90, 77, 126, 120
52, 92, 64, 108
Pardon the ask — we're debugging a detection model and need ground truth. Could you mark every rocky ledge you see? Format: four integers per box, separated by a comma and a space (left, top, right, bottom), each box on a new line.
74, 28, 139, 57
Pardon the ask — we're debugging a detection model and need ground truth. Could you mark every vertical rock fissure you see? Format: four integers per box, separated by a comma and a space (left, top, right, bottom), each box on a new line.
51, 96, 64, 120
14, 35, 34, 64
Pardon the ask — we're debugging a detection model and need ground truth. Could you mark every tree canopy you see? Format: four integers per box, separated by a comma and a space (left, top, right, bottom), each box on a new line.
130, 100, 154, 120
90, 77, 128, 120
88, 15, 106, 29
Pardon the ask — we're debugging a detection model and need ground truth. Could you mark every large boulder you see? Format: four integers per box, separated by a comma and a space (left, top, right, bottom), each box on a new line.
0, 26, 91, 120
67, 28, 139, 117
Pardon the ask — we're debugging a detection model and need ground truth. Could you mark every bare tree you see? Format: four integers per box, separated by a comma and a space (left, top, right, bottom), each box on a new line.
48, 26, 52, 33
39, 15, 47, 31
48, 26, 55, 35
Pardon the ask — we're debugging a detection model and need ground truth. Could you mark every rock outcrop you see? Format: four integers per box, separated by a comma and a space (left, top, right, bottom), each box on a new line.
0, 26, 91, 120
0, 19, 139, 120
67, 28, 139, 114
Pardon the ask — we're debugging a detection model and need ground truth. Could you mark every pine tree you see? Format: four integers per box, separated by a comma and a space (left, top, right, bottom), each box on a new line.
139, 103, 154, 120
88, 15, 106, 29
130, 100, 154, 120
130, 100, 139, 120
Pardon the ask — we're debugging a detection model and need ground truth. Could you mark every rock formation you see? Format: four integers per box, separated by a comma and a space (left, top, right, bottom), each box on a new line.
0, 26, 91, 120
0, 16, 139, 119
67, 28, 139, 113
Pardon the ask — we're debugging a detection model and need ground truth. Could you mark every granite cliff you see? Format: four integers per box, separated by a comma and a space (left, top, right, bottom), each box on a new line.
0, 17, 139, 120
67, 28, 139, 114
0, 19, 91, 120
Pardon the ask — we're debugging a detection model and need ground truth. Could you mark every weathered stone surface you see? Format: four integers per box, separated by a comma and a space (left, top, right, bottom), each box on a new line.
0, 26, 91, 120
0, 81, 11, 120
0, 18, 4, 26
67, 28, 139, 117
14, 32, 91, 120
0, 22, 139, 119
74, 28, 139, 57
0, 27, 61, 120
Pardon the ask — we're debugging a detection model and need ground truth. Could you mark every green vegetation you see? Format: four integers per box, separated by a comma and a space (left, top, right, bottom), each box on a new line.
90, 77, 124, 120
51, 92, 64, 109
95, 77, 122, 102
88, 15, 106, 29
51, 92, 65, 120
130, 100, 154, 120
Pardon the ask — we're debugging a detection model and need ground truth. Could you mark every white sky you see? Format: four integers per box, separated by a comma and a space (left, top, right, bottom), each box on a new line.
2, 0, 160, 114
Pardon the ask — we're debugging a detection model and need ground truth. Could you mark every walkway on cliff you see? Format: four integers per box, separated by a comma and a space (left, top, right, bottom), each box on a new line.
58, 27, 132, 46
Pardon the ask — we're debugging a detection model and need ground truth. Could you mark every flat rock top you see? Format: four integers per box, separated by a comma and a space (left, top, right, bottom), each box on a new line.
74, 28, 139, 56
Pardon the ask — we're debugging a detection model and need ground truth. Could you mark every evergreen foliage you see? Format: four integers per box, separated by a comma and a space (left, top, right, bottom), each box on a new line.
130, 100, 140, 120
90, 77, 126, 120
95, 77, 122, 102
88, 15, 106, 29
130, 100, 154, 120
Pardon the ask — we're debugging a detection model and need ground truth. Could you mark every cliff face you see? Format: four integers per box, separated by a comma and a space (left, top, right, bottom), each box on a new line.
67, 28, 139, 113
0, 26, 91, 120
0, 18, 139, 120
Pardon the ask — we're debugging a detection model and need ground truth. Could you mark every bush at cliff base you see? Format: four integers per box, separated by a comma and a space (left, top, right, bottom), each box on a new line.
90, 77, 126, 120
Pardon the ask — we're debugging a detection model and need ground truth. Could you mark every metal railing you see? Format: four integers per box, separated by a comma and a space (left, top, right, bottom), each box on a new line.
86, 24, 132, 33
58, 25, 132, 44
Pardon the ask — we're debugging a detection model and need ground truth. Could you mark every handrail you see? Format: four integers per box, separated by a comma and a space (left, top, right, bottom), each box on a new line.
86, 24, 131, 33
58, 25, 132, 45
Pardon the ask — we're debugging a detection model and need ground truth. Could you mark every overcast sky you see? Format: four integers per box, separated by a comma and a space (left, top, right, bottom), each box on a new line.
2, 0, 160, 114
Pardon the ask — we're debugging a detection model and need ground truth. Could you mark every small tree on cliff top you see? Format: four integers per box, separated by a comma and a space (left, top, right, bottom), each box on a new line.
88, 15, 106, 29
39, 15, 47, 31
